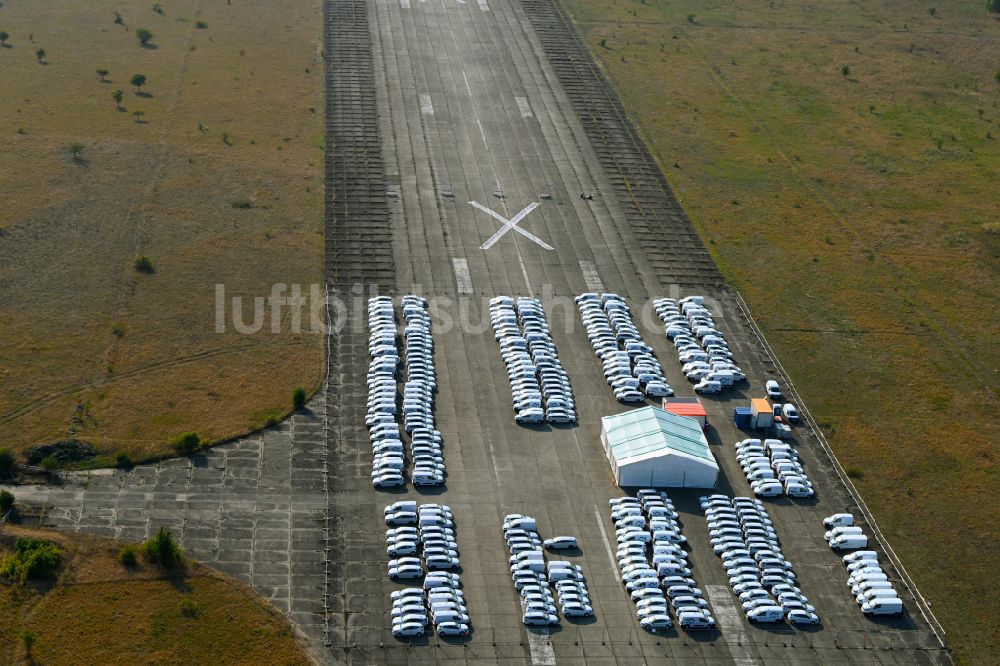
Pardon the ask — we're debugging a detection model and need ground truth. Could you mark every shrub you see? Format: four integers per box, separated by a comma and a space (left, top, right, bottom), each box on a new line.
292, 387, 307, 410
845, 466, 865, 480
140, 527, 183, 569
0, 490, 14, 513
171, 432, 201, 455
134, 255, 155, 274
119, 544, 138, 567
180, 597, 200, 617
195, 20, 208, 29
136, 28, 154, 46
114, 450, 133, 468
40, 455, 59, 470
0, 449, 13, 478
0, 538, 61, 584
841, 64, 851, 77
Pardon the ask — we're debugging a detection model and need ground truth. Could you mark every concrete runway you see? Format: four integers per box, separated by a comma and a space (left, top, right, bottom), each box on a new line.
2, 0, 952, 663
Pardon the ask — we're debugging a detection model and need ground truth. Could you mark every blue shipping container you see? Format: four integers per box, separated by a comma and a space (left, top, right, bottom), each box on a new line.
733, 407, 752, 429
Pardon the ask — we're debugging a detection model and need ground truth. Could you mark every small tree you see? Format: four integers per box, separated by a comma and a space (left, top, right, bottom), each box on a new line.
133, 109, 146, 123
130, 73, 147, 91
0, 31, 9, 46
114, 11, 124, 25
153, 3, 164, 15
171, 432, 200, 455
140, 527, 184, 569
112, 89, 124, 109
0, 490, 14, 513
119, 544, 138, 567
841, 64, 851, 77
20, 630, 35, 660
97, 68, 109, 82
136, 28, 154, 46
134, 255, 155, 273
69, 142, 84, 162
0, 449, 13, 478
35, 47, 45, 63
292, 387, 307, 410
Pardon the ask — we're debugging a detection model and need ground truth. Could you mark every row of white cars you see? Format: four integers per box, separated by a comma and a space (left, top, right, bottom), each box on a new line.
490, 297, 577, 425
576, 293, 674, 402
824, 513, 904, 617
701, 495, 820, 625
654, 296, 745, 395
367, 296, 406, 488
367, 296, 447, 489
609, 490, 716, 632
502, 514, 593, 625
386, 502, 471, 638
734, 438, 815, 498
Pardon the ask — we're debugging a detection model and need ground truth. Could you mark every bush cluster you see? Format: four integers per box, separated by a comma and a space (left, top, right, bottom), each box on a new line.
0, 538, 61, 584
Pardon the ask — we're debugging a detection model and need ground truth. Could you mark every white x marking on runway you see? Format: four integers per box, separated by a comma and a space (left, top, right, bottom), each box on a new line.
470, 201, 553, 251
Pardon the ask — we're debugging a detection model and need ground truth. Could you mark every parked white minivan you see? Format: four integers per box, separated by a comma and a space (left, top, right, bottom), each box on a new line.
861, 597, 903, 616
830, 534, 869, 550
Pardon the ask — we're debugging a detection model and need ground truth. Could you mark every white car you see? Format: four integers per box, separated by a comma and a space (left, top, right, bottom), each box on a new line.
781, 403, 799, 422
693, 380, 722, 394
765, 380, 782, 399
523, 611, 558, 626
436, 621, 470, 637
543, 536, 578, 550
561, 604, 594, 617
392, 621, 425, 638
639, 615, 673, 631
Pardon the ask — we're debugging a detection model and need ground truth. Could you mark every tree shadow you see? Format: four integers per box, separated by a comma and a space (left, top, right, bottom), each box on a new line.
0, 44, 12, 50
136, 91, 153, 98
140, 43, 159, 50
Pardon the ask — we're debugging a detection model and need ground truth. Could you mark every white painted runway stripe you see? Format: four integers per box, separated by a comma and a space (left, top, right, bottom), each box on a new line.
477, 0, 490, 11
399, 0, 410, 8
705, 585, 758, 666
452, 258, 473, 295
515, 95, 533, 118
579, 260, 604, 292
471, 201, 553, 251
592, 507, 618, 577
526, 629, 556, 665
419, 93, 434, 116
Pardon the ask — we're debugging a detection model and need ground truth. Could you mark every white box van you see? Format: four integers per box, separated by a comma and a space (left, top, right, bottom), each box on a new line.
861, 597, 903, 616
704, 371, 735, 387
510, 559, 545, 573
857, 587, 899, 604
852, 581, 895, 596
830, 534, 869, 550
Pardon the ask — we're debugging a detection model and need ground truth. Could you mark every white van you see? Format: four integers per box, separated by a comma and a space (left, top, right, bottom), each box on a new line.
853, 579, 894, 594
849, 571, 888, 586
843, 550, 878, 564
746, 606, 785, 623
825, 526, 864, 541
861, 597, 904, 616
694, 379, 722, 394
857, 587, 899, 604
830, 534, 869, 550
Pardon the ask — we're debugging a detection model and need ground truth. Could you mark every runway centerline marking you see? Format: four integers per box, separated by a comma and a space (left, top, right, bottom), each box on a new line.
470, 201, 553, 251
419, 93, 434, 116
579, 260, 604, 292
526, 629, 556, 665
515, 96, 533, 118
705, 584, 758, 666
452, 258, 474, 295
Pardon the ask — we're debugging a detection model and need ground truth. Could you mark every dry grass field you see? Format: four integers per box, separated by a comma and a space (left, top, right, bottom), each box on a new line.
0, 0, 324, 461
0, 525, 312, 665
560, 0, 999, 662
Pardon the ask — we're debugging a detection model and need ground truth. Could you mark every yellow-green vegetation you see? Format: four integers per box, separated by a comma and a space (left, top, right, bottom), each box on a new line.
561, 0, 998, 661
0, 0, 324, 461
0, 526, 311, 665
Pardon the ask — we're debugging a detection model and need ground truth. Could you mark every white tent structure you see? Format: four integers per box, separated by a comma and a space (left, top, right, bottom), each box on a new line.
601, 406, 719, 488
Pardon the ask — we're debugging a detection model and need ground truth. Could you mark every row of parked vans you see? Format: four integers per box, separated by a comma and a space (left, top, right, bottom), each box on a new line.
610, 490, 717, 632
701, 495, 820, 625
386, 503, 471, 638
824, 514, 903, 616
490, 297, 577, 424
734, 438, 815, 498
654, 296, 746, 395
502, 514, 593, 625
576, 293, 674, 402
